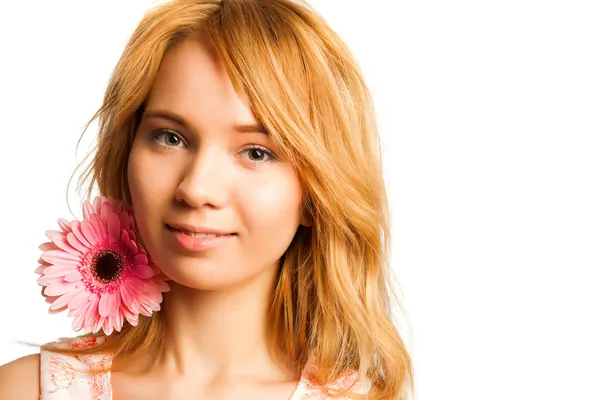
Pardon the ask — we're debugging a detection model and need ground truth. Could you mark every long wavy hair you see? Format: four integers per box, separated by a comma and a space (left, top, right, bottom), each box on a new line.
38, 0, 414, 398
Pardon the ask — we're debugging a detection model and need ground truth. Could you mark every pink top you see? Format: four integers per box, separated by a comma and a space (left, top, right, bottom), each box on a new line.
40, 336, 372, 399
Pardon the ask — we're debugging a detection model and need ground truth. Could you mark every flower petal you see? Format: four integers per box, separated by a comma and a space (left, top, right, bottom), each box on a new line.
49, 289, 81, 311
68, 290, 92, 310
40, 264, 79, 277
123, 307, 139, 326
155, 279, 170, 292
131, 252, 148, 266
90, 213, 108, 242
44, 230, 64, 242
81, 220, 101, 246
84, 293, 100, 328
119, 212, 131, 231
69, 301, 89, 317
107, 213, 121, 244
119, 283, 136, 307
82, 200, 95, 221
57, 218, 72, 233
38, 275, 62, 286
103, 317, 114, 336
66, 232, 90, 254
45, 281, 78, 296
119, 229, 129, 244
72, 310, 86, 332
126, 239, 138, 255
71, 220, 92, 248
124, 276, 146, 294
38, 242, 58, 252
48, 233, 81, 255
63, 270, 83, 282
48, 306, 67, 315
100, 201, 111, 221
68, 306, 81, 317
41, 249, 81, 263
114, 308, 124, 332
139, 302, 153, 317
99, 292, 118, 317
44, 295, 60, 306
128, 298, 141, 314
138, 290, 159, 306
93, 196, 102, 211
37, 257, 51, 267
92, 316, 103, 334
130, 264, 155, 279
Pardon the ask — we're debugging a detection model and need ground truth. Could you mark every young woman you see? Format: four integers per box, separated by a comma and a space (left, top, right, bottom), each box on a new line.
0, 0, 414, 398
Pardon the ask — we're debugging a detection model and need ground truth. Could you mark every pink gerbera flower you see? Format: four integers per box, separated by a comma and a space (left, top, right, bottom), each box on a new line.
35, 196, 170, 335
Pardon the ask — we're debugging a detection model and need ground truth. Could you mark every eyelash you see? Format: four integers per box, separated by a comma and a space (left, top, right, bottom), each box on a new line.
145, 128, 278, 165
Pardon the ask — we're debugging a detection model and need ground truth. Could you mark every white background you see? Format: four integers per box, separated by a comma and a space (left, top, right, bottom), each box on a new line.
1, 1, 599, 399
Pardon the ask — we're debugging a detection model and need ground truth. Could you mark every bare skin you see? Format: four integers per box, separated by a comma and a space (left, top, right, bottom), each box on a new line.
113, 30, 312, 400
0, 29, 311, 400
0, 354, 40, 399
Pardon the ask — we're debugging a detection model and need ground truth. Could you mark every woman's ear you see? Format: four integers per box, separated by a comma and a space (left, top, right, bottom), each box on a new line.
300, 195, 313, 228
300, 213, 313, 228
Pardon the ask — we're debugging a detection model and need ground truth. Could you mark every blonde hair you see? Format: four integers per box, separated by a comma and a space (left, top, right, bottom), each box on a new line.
41, 0, 414, 398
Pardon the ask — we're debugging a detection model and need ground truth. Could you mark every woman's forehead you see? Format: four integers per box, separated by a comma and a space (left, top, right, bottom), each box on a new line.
143, 34, 258, 132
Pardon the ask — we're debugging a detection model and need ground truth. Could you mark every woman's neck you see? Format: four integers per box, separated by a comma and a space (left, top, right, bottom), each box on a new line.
114, 265, 296, 383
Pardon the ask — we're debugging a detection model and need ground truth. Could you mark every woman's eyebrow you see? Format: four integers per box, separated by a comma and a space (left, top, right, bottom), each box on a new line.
143, 109, 269, 135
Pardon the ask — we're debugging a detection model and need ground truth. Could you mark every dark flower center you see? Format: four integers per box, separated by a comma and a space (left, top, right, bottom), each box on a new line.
93, 249, 124, 283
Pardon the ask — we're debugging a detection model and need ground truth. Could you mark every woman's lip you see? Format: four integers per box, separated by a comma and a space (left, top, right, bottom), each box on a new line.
165, 224, 236, 236
167, 226, 237, 253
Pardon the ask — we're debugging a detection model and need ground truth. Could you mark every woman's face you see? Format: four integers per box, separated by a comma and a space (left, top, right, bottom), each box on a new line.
127, 32, 310, 290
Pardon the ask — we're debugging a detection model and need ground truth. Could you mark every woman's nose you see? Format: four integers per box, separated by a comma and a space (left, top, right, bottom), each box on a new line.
173, 148, 228, 209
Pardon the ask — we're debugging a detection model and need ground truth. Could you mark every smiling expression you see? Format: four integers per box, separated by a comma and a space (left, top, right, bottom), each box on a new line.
127, 32, 310, 290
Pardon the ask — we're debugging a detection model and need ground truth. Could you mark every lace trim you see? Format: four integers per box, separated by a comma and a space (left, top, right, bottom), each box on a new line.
40, 337, 371, 399
40, 336, 112, 399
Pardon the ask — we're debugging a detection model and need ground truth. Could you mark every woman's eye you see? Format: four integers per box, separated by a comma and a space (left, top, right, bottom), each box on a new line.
146, 129, 277, 165
157, 131, 184, 148
147, 129, 185, 149
240, 146, 278, 165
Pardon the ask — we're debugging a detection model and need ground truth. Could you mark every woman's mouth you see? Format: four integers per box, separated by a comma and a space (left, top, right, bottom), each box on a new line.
166, 224, 236, 238
165, 224, 237, 252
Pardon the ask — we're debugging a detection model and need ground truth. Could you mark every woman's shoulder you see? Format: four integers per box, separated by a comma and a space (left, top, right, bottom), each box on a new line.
0, 336, 100, 399
0, 353, 41, 400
